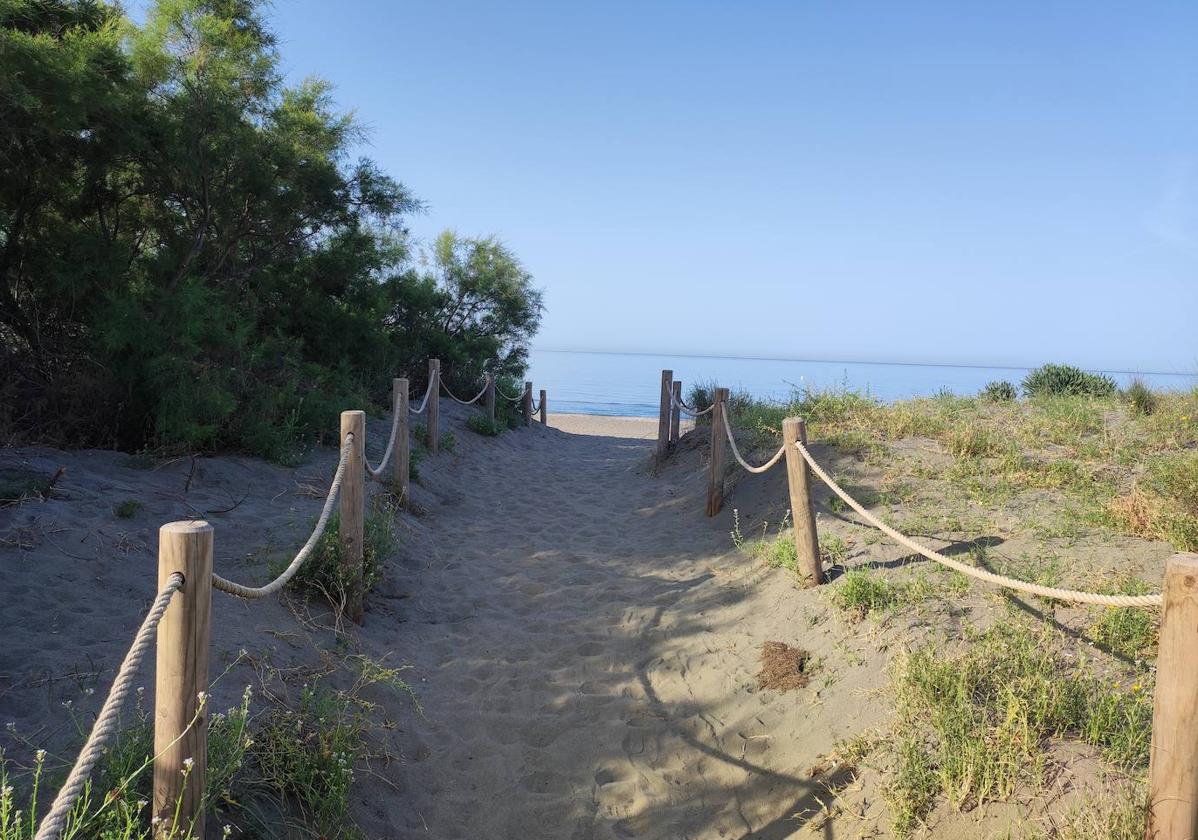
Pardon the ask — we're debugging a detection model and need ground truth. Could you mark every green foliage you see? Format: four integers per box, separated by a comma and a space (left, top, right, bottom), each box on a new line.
277, 509, 395, 610
1125, 378, 1158, 416
114, 499, 143, 518
251, 682, 364, 837
1022, 364, 1117, 398
466, 413, 503, 437
834, 570, 899, 618
0, 0, 539, 460
887, 621, 1151, 836
980, 380, 1017, 402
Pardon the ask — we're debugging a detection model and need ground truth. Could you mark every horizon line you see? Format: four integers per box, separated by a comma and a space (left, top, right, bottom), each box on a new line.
530, 347, 1198, 379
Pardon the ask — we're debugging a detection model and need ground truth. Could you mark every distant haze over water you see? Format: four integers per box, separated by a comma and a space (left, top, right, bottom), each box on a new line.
528, 350, 1198, 418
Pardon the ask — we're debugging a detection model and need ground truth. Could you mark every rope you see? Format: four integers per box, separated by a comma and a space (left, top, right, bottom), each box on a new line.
722, 410, 786, 474
212, 435, 352, 599
34, 574, 184, 840
409, 379, 433, 415
496, 386, 524, 403
441, 378, 489, 406
666, 382, 714, 417
792, 440, 1161, 608
366, 411, 400, 479
528, 397, 541, 414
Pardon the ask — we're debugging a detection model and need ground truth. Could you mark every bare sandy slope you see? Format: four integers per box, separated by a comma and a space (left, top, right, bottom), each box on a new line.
3, 406, 1170, 838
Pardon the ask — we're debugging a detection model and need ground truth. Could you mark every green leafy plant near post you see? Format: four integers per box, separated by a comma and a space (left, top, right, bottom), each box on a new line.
1022, 364, 1117, 398
274, 510, 396, 609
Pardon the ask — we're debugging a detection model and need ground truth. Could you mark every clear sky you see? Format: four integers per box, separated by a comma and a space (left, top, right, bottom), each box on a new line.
157, 2, 1198, 372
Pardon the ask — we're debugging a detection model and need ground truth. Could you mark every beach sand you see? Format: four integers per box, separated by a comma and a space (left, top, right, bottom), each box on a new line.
2, 403, 1163, 837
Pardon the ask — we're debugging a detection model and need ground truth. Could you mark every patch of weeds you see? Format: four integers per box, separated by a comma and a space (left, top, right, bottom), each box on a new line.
1, 687, 253, 839
1088, 578, 1159, 662
1106, 451, 1198, 551
1028, 780, 1147, 840
820, 533, 851, 566
834, 569, 899, 619
946, 423, 1003, 458
466, 414, 503, 437
250, 682, 365, 837
886, 621, 1153, 836
1124, 378, 1157, 416
114, 499, 143, 519
276, 509, 396, 611
980, 380, 1017, 402
439, 430, 456, 452
353, 655, 424, 717
1022, 363, 1117, 398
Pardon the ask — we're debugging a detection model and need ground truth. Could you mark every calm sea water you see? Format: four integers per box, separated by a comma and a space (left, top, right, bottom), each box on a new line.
528, 350, 1198, 417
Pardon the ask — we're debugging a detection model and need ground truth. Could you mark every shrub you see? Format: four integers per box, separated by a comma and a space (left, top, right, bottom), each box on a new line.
1022, 364, 1116, 398
1125, 378, 1158, 416
277, 509, 395, 611
980, 380, 1017, 402
115, 499, 143, 518
467, 414, 503, 436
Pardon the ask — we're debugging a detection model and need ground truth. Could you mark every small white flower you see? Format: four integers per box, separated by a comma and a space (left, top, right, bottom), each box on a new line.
61, 700, 73, 709
83, 687, 95, 696
152, 816, 163, 826
196, 691, 208, 705
2, 785, 13, 797
182, 757, 194, 773
5, 722, 15, 732
137, 799, 148, 810
35, 749, 46, 763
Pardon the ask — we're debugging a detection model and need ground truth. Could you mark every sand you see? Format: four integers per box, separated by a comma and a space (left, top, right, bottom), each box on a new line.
2, 403, 1169, 837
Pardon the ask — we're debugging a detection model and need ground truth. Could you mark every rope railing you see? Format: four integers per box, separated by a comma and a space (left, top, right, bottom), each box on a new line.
366, 412, 399, 479
212, 434, 353, 600
664, 379, 714, 417
34, 573, 184, 840
722, 413, 786, 474
441, 378, 489, 406
792, 439, 1162, 608
409, 378, 433, 415
496, 385, 523, 402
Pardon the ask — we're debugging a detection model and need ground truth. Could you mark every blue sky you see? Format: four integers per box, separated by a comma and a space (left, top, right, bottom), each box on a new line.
147, 1, 1198, 372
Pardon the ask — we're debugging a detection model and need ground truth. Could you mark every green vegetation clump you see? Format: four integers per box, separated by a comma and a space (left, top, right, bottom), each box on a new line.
980, 380, 1017, 402
0, 0, 541, 461
1124, 378, 1158, 416
887, 621, 1151, 837
1022, 364, 1116, 398
834, 569, 900, 618
467, 414, 503, 436
115, 499, 143, 518
276, 509, 396, 610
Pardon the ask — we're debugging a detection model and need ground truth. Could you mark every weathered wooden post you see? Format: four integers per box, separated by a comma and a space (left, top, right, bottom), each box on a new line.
539, 389, 547, 424
340, 410, 365, 623
427, 359, 440, 454
522, 381, 533, 427
1146, 552, 1198, 839
154, 521, 213, 839
656, 369, 673, 460
669, 380, 682, 446
705, 387, 729, 517
486, 373, 496, 424
783, 417, 823, 586
393, 378, 410, 504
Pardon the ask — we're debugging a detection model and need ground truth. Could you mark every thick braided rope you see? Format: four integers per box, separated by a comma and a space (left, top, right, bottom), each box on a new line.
409, 379, 433, 416
34, 574, 184, 840
528, 397, 541, 414
441, 379, 489, 406
721, 411, 786, 474
212, 435, 352, 599
366, 410, 400, 478
793, 441, 1161, 608
496, 386, 524, 403
666, 383, 714, 417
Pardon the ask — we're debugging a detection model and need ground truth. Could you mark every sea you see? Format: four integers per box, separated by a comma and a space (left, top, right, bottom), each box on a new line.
527, 349, 1198, 418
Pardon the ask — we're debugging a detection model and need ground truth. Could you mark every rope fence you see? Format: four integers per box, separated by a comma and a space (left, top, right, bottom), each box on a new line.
650, 366, 1196, 834
31, 357, 550, 840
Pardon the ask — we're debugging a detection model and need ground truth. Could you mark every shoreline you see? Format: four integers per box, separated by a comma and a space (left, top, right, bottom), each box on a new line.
547, 412, 694, 439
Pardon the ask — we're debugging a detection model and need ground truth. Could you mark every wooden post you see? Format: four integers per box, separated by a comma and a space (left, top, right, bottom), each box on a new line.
657, 369, 673, 460
705, 387, 729, 517
1146, 552, 1198, 839
154, 521, 212, 840
393, 378, 410, 505
783, 417, 824, 586
427, 359, 440, 454
486, 373, 496, 424
669, 380, 682, 446
340, 410, 365, 623
522, 381, 533, 427
539, 389, 547, 424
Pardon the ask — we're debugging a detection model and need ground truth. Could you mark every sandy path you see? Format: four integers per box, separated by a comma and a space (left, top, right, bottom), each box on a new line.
371, 415, 886, 839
